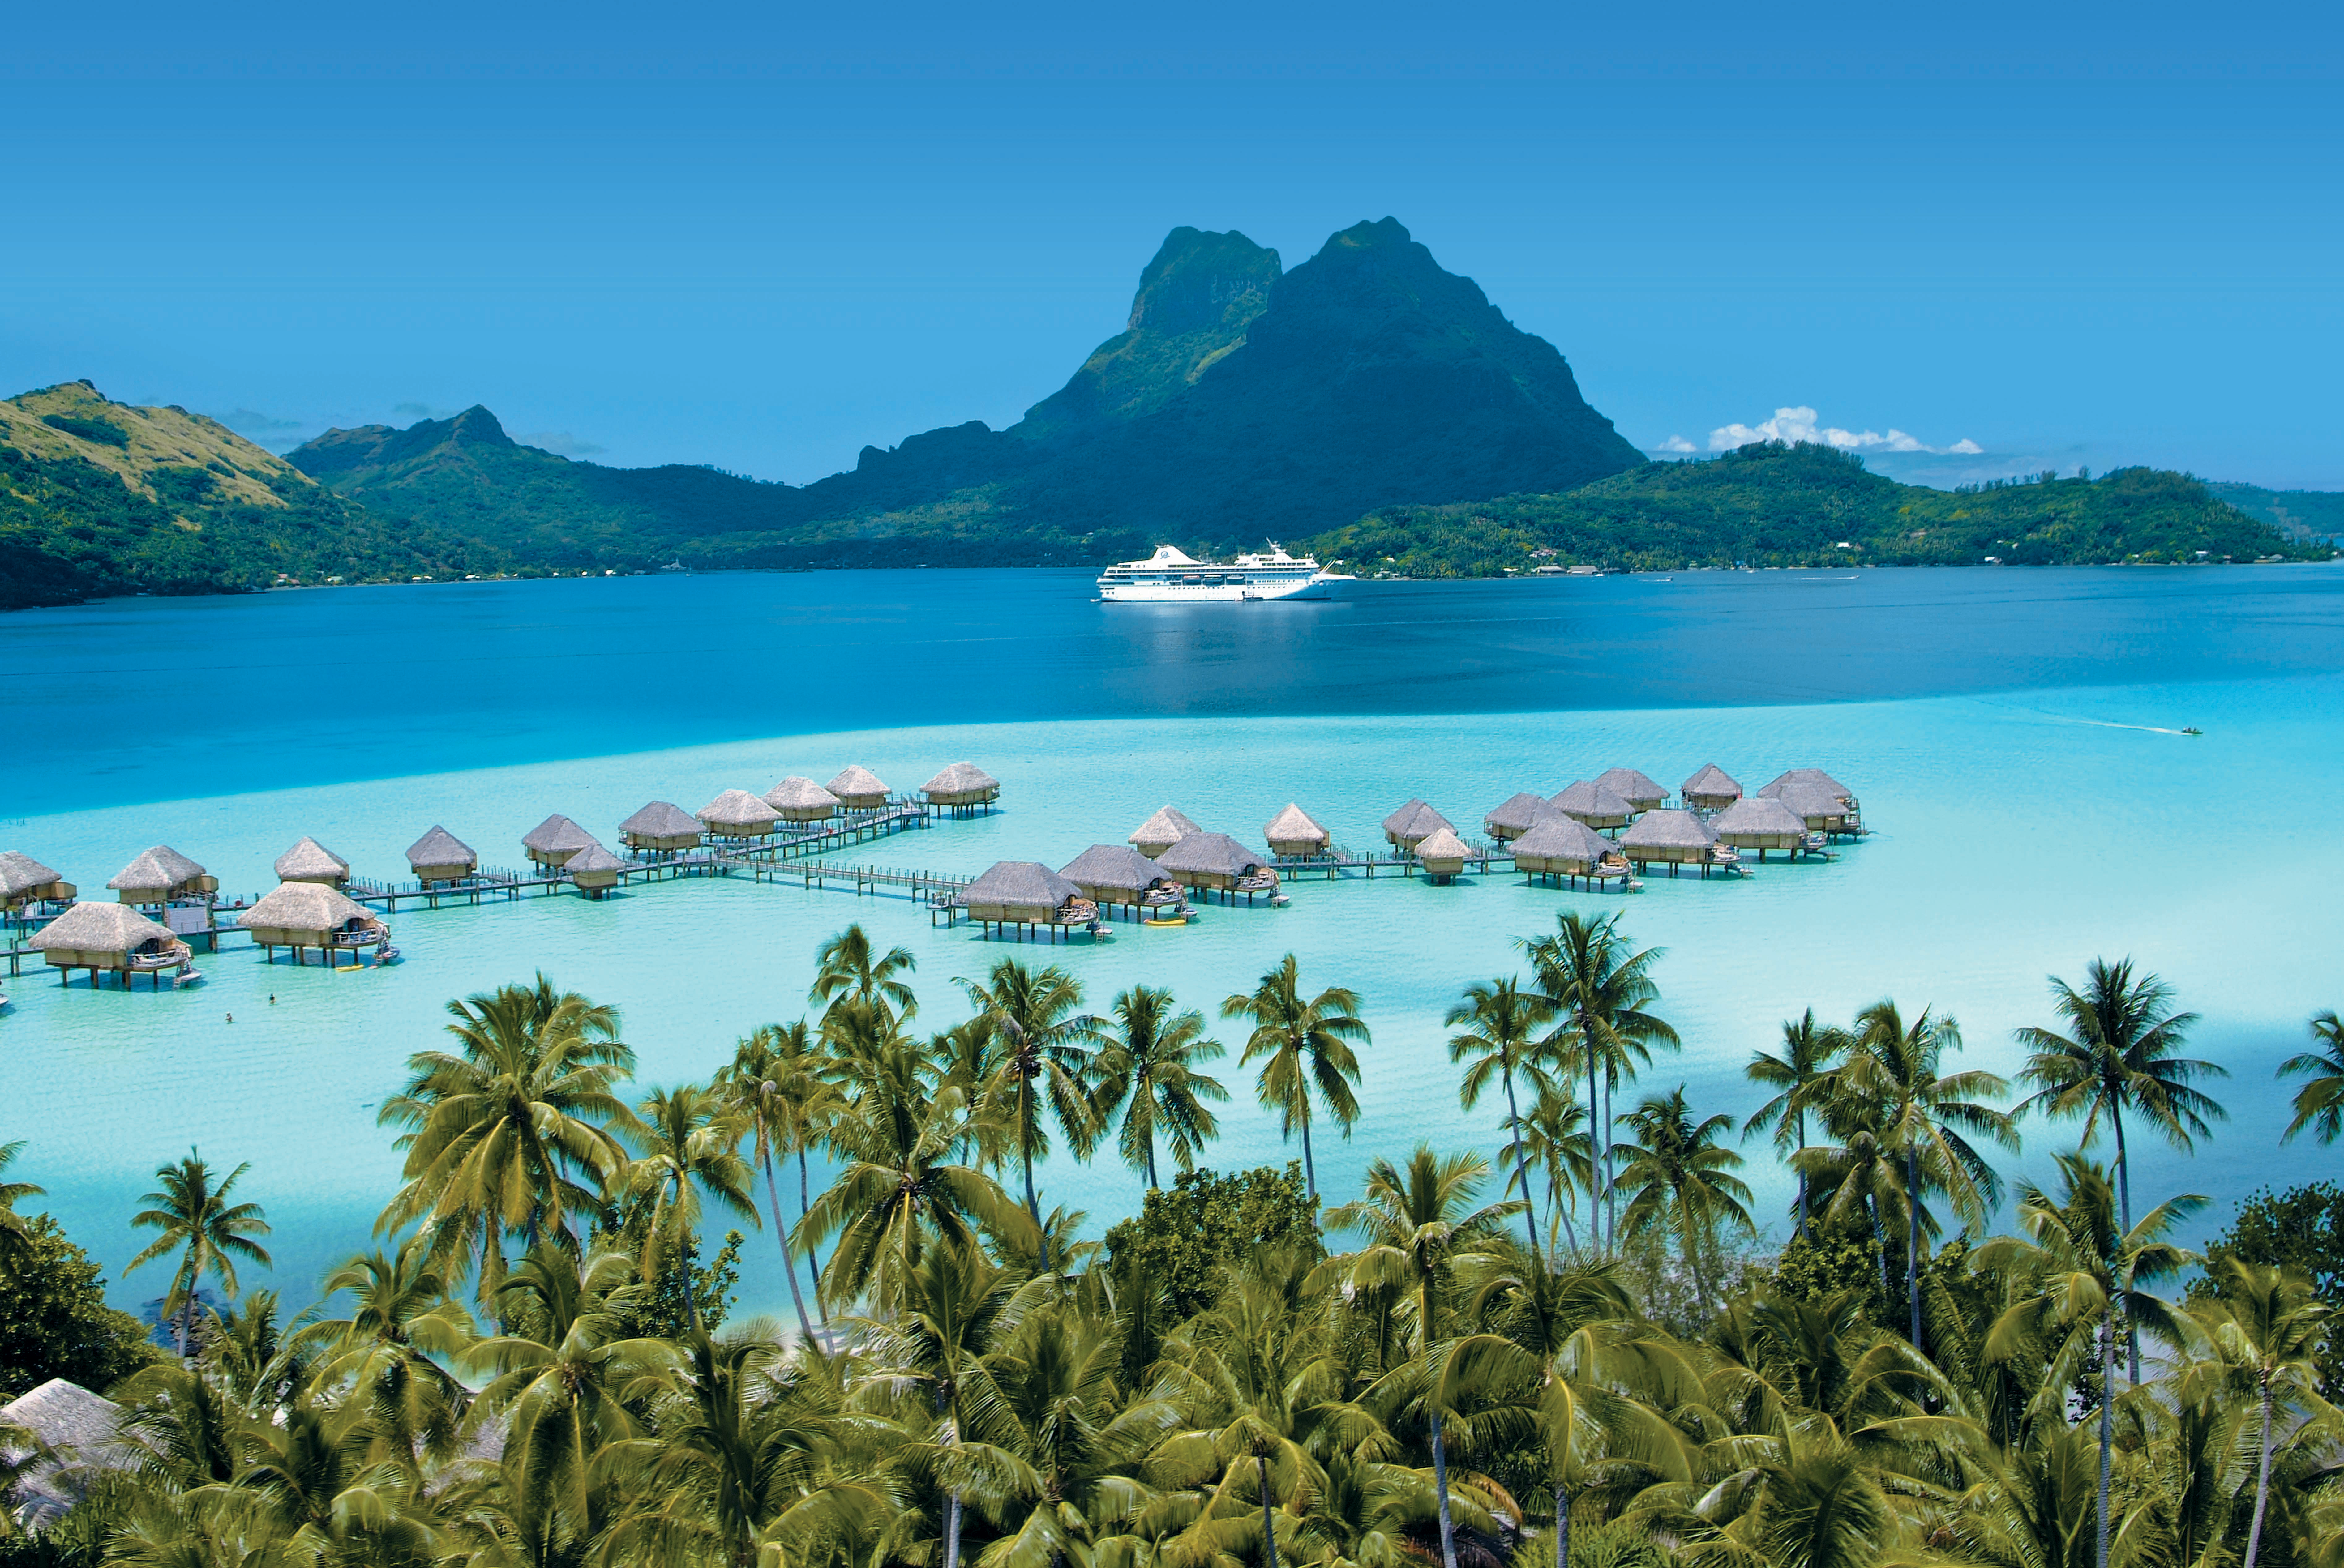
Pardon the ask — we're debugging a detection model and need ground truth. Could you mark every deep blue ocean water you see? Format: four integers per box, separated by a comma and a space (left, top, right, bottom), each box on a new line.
4, 565, 2341, 1323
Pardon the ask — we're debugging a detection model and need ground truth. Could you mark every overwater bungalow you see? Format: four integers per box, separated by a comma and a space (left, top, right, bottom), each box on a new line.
1763, 780, 1855, 835
406, 826, 478, 885
1710, 796, 1810, 859
106, 846, 215, 905
28, 902, 193, 987
237, 882, 390, 966
1621, 808, 1726, 876
1596, 767, 1667, 812
563, 842, 628, 898
1483, 791, 1560, 841
1382, 799, 1452, 853
1680, 763, 1742, 812
696, 791, 781, 841
1129, 806, 1203, 858
0, 853, 73, 917
1059, 844, 1183, 918
523, 814, 599, 867
1761, 767, 1855, 803
764, 776, 841, 824
617, 803, 702, 855
1263, 803, 1331, 859
1413, 826, 1471, 882
960, 861, 1096, 939
923, 762, 1000, 815
1510, 816, 1626, 887
1550, 779, 1635, 831
274, 837, 351, 887
826, 765, 890, 812
1156, 832, 1278, 901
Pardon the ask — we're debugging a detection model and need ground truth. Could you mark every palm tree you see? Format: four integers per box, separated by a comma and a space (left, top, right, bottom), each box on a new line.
1521, 913, 1678, 1252
295, 1240, 474, 1470
125, 1150, 273, 1357
958, 957, 1104, 1241
624, 1084, 760, 1331
1609, 1087, 1755, 1314
1981, 1153, 2205, 1568
2016, 956, 2225, 1378
2278, 1009, 2344, 1146
1742, 1010, 1849, 1240
377, 974, 638, 1301
1093, 985, 1228, 1189
2192, 1258, 2337, 1568
0, 1141, 44, 1275
1223, 953, 1371, 1204
1790, 1097, 1914, 1314
718, 1023, 833, 1341
1446, 975, 1556, 1259
1502, 1083, 1593, 1255
811, 922, 919, 1021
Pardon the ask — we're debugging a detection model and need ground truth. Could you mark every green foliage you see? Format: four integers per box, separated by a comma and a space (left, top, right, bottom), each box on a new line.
37, 413, 127, 447
1766, 1228, 1892, 1323
0, 1214, 160, 1399
2193, 1182, 2344, 1393
1101, 1162, 1320, 1324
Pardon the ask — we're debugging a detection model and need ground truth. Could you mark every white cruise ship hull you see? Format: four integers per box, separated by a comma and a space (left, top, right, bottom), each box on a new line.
1100, 575, 1347, 603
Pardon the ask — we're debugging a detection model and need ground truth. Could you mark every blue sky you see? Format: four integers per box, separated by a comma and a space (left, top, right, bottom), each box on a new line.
4, 1, 2338, 489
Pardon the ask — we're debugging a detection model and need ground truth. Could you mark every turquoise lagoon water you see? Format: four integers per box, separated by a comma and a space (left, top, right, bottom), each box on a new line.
3, 566, 2341, 1321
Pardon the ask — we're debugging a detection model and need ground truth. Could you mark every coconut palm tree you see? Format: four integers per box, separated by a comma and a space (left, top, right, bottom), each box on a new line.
1502, 1084, 1593, 1256
624, 1084, 760, 1331
2191, 1258, 2337, 1568
2278, 1009, 2344, 1146
1521, 913, 1678, 1253
811, 922, 919, 1022
294, 1239, 474, 1470
957, 957, 1104, 1242
1223, 953, 1371, 1204
1742, 1010, 1849, 1240
1446, 975, 1557, 1259
1609, 1087, 1755, 1314
377, 974, 638, 1302
718, 1023, 835, 1341
1093, 985, 1228, 1190
0, 1141, 44, 1276
125, 1149, 273, 1358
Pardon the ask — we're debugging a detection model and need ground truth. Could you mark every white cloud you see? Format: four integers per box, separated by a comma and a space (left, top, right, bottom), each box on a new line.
1653, 434, 1696, 454
1708, 405, 1978, 457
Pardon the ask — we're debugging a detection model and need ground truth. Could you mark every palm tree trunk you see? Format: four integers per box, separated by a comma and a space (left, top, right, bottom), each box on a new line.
1554, 1484, 1571, 1568
1602, 1065, 1618, 1246
1586, 1028, 1604, 1250
1257, 1455, 1280, 1568
798, 1146, 829, 1325
1905, 1146, 1923, 1351
2245, 1377, 2274, 1568
1867, 1194, 1895, 1310
1144, 1108, 1159, 1190
1794, 1109, 1809, 1240
1019, 1071, 1042, 1241
1553, 1167, 1580, 1254
2112, 1102, 2140, 1386
943, 1401, 965, 1568
1431, 1406, 1459, 1568
2096, 1311, 2113, 1568
764, 1150, 816, 1344
176, 1259, 196, 1360
1298, 1111, 1319, 1205
1503, 1066, 1540, 1262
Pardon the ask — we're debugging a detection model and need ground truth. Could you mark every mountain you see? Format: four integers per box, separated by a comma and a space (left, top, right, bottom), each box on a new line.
2205, 481, 2344, 546
285, 218, 1645, 567
1304, 442, 2332, 575
0, 382, 499, 610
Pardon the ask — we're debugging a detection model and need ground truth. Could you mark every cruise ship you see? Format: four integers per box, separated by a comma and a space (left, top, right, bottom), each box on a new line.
1096, 545, 1353, 602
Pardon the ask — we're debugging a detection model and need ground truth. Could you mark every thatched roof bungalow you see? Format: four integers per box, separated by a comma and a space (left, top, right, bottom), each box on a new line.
1680, 764, 1742, 811
1263, 804, 1330, 858
564, 842, 628, 896
1129, 806, 1203, 859
1596, 768, 1667, 812
764, 776, 841, 824
1483, 792, 1560, 841
1059, 844, 1181, 911
618, 803, 702, 854
923, 762, 1000, 811
1711, 796, 1809, 854
237, 882, 389, 963
106, 846, 215, 905
1510, 817, 1623, 880
1550, 780, 1634, 831
1621, 808, 1719, 873
274, 837, 351, 886
1763, 780, 1851, 832
1, 1379, 130, 1530
524, 814, 600, 866
1761, 767, 1854, 803
1382, 800, 1452, 852
406, 826, 478, 884
696, 791, 781, 841
1156, 831, 1276, 895
961, 861, 1092, 928
826, 765, 891, 811
1413, 826, 1471, 881
29, 902, 191, 984
0, 852, 73, 912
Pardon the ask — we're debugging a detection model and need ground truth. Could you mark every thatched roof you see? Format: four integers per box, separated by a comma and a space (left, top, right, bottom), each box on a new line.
1060, 844, 1172, 892
237, 882, 377, 933
1712, 796, 1808, 839
29, 902, 177, 953
1767, 781, 1847, 821
826, 764, 889, 800
1510, 816, 1616, 865
1129, 806, 1203, 847
924, 761, 999, 794
1414, 827, 1471, 862
764, 776, 840, 811
0, 852, 62, 897
406, 826, 476, 868
1621, 809, 1717, 851
2, 1377, 122, 1454
618, 802, 700, 839
1262, 803, 1329, 846
274, 837, 349, 882
524, 814, 599, 853
1, 1378, 130, 1526
1681, 763, 1742, 801
1156, 831, 1267, 877
1761, 768, 1853, 802
697, 790, 781, 829
1484, 792, 1559, 833
107, 845, 206, 893
1551, 779, 1634, 820
1382, 799, 1452, 838
1595, 767, 1666, 807
565, 843, 628, 876
963, 861, 1081, 909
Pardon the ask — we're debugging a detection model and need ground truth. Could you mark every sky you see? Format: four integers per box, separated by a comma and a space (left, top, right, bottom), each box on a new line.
4, 1, 2340, 490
